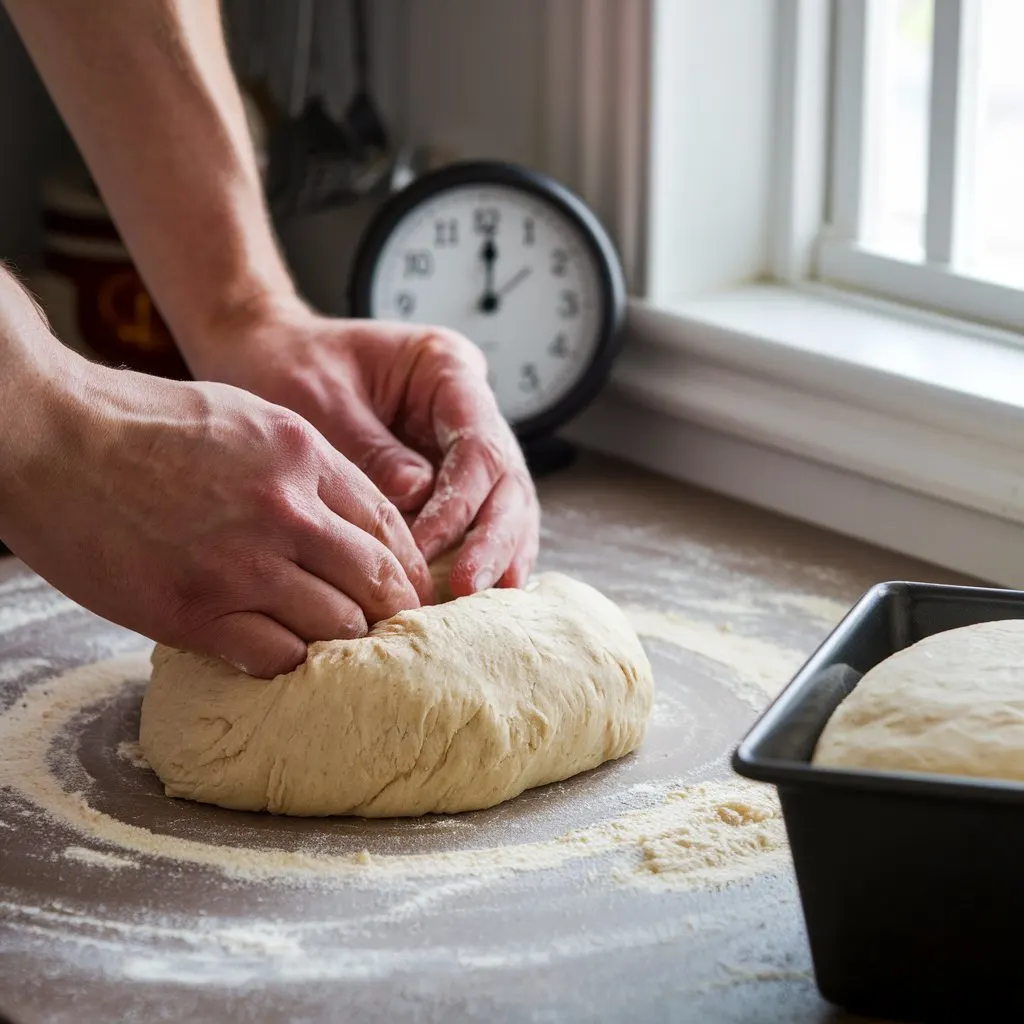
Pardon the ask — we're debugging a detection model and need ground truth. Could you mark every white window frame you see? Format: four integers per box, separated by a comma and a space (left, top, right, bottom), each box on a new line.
816, 0, 1024, 334
554, 0, 1024, 587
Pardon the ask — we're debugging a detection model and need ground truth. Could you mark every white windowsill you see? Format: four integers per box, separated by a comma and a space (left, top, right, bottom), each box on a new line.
566, 282, 1024, 587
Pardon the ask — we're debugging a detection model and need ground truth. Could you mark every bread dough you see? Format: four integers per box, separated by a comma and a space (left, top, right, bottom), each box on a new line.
813, 619, 1024, 781
140, 573, 654, 817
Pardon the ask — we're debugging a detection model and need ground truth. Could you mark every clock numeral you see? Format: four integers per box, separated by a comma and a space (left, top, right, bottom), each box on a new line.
557, 290, 579, 319
474, 207, 501, 235
549, 332, 570, 358
395, 292, 416, 317
523, 217, 536, 246
404, 251, 434, 277
434, 219, 458, 247
519, 363, 540, 393
551, 248, 569, 276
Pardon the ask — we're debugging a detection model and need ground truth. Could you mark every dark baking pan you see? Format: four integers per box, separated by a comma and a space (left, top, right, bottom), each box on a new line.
733, 580, 1024, 1023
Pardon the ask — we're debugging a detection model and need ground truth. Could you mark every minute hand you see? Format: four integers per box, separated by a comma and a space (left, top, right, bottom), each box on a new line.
496, 266, 533, 298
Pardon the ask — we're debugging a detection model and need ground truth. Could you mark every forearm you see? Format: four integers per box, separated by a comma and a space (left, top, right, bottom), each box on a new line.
0, 268, 76, 506
3, 0, 301, 366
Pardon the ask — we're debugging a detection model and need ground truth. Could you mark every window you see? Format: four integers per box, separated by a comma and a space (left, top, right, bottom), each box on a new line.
818, 0, 1024, 333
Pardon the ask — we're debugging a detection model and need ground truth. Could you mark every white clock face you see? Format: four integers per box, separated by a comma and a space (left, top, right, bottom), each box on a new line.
367, 184, 604, 424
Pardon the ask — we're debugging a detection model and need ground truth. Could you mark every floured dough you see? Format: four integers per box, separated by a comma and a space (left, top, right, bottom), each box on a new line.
813, 619, 1024, 781
140, 573, 654, 817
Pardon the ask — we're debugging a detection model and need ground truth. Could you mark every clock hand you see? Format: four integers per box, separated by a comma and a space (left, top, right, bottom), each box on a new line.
479, 236, 500, 314
496, 265, 533, 298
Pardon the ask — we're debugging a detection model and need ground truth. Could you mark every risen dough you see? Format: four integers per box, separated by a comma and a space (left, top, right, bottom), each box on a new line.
813, 619, 1024, 781
140, 573, 654, 817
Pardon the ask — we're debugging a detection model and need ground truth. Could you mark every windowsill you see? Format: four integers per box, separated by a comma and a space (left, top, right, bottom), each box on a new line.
567, 282, 1024, 586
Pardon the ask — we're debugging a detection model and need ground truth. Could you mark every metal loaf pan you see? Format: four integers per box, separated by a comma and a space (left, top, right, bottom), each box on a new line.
733, 581, 1024, 1023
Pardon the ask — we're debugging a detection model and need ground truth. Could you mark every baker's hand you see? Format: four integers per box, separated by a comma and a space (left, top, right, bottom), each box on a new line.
186, 301, 540, 597
1, 354, 431, 679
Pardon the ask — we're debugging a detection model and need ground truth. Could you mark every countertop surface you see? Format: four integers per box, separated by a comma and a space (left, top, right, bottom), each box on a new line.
0, 455, 973, 1023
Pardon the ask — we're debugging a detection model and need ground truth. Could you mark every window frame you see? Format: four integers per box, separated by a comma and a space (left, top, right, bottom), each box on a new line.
554, 0, 1024, 586
814, 0, 1024, 333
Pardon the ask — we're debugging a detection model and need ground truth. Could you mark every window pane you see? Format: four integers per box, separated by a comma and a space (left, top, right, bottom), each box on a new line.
861, 0, 933, 257
970, 0, 1024, 286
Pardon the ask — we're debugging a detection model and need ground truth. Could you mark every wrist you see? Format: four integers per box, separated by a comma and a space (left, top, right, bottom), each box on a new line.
173, 285, 313, 377
0, 298, 82, 522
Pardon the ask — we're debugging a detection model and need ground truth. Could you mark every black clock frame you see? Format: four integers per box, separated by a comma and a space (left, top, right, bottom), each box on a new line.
348, 160, 627, 446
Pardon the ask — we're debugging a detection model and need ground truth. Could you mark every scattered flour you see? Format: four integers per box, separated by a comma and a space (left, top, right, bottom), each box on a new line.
115, 740, 151, 770
61, 845, 139, 871
0, 654, 786, 889
0, 589, 77, 636
624, 606, 806, 708
770, 591, 848, 626
626, 784, 786, 890
0, 657, 53, 684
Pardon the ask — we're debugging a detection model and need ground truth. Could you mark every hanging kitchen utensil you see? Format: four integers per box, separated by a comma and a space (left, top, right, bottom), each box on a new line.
266, 0, 391, 218
340, 0, 388, 152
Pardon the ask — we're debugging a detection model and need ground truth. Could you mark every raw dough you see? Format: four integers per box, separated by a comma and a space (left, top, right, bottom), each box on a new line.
140, 573, 654, 817
813, 619, 1024, 781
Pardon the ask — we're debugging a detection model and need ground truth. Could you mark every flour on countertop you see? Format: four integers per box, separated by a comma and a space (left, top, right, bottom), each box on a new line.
626, 784, 785, 889
624, 606, 806, 708
0, 657, 53, 684
0, 654, 786, 891
115, 740, 151, 770
0, 588, 77, 636
61, 845, 139, 870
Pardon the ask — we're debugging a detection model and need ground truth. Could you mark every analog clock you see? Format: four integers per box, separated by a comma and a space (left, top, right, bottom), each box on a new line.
348, 161, 626, 470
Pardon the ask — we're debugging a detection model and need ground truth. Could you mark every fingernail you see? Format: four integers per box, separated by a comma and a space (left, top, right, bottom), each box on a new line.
392, 461, 432, 495
473, 569, 496, 592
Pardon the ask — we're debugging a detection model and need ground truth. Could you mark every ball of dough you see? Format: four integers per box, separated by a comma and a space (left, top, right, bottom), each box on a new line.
140, 573, 654, 817
813, 619, 1024, 781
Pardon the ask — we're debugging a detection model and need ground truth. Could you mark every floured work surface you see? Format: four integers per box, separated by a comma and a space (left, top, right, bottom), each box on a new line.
0, 456, 973, 1024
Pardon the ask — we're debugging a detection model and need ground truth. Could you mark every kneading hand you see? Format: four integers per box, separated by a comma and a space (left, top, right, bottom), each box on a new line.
187, 302, 541, 597
0, 353, 432, 679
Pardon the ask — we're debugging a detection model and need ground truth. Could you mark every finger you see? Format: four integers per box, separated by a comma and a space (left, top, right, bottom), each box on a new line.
410, 354, 523, 563
328, 399, 434, 512
184, 611, 308, 679
412, 432, 506, 564
447, 472, 535, 597
316, 452, 433, 604
296, 508, 427, 624
257, 564, 368, 642
498, 529, 540, 589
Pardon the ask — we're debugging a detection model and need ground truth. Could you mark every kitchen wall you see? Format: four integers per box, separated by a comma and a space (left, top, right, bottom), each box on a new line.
402, 0, 546, 166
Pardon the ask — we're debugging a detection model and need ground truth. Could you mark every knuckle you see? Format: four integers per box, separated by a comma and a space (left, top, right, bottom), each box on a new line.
356, 441, 397, 480
167, 588, 230, 649
267, 409, 316, 457
332, 603, 369, 639
252, 479, 322, 539
366, 550, 414, 616
419, 329, 487, 372
367, 495, 403, 544
438, 491, 477, 533
463, 436, 508, 479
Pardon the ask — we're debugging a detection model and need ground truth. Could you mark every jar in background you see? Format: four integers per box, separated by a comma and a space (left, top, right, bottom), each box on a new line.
30, 165, 190, 379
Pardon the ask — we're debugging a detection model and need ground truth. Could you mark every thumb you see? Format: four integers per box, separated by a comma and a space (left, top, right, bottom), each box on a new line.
335, 404, 434, 511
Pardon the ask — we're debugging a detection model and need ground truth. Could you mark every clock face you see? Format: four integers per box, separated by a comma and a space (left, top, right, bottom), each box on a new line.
366, 184, 604, 425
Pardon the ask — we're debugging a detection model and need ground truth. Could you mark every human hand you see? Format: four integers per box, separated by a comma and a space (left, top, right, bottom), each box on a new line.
186, 301, 540, 598
0, 353, 431, 678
